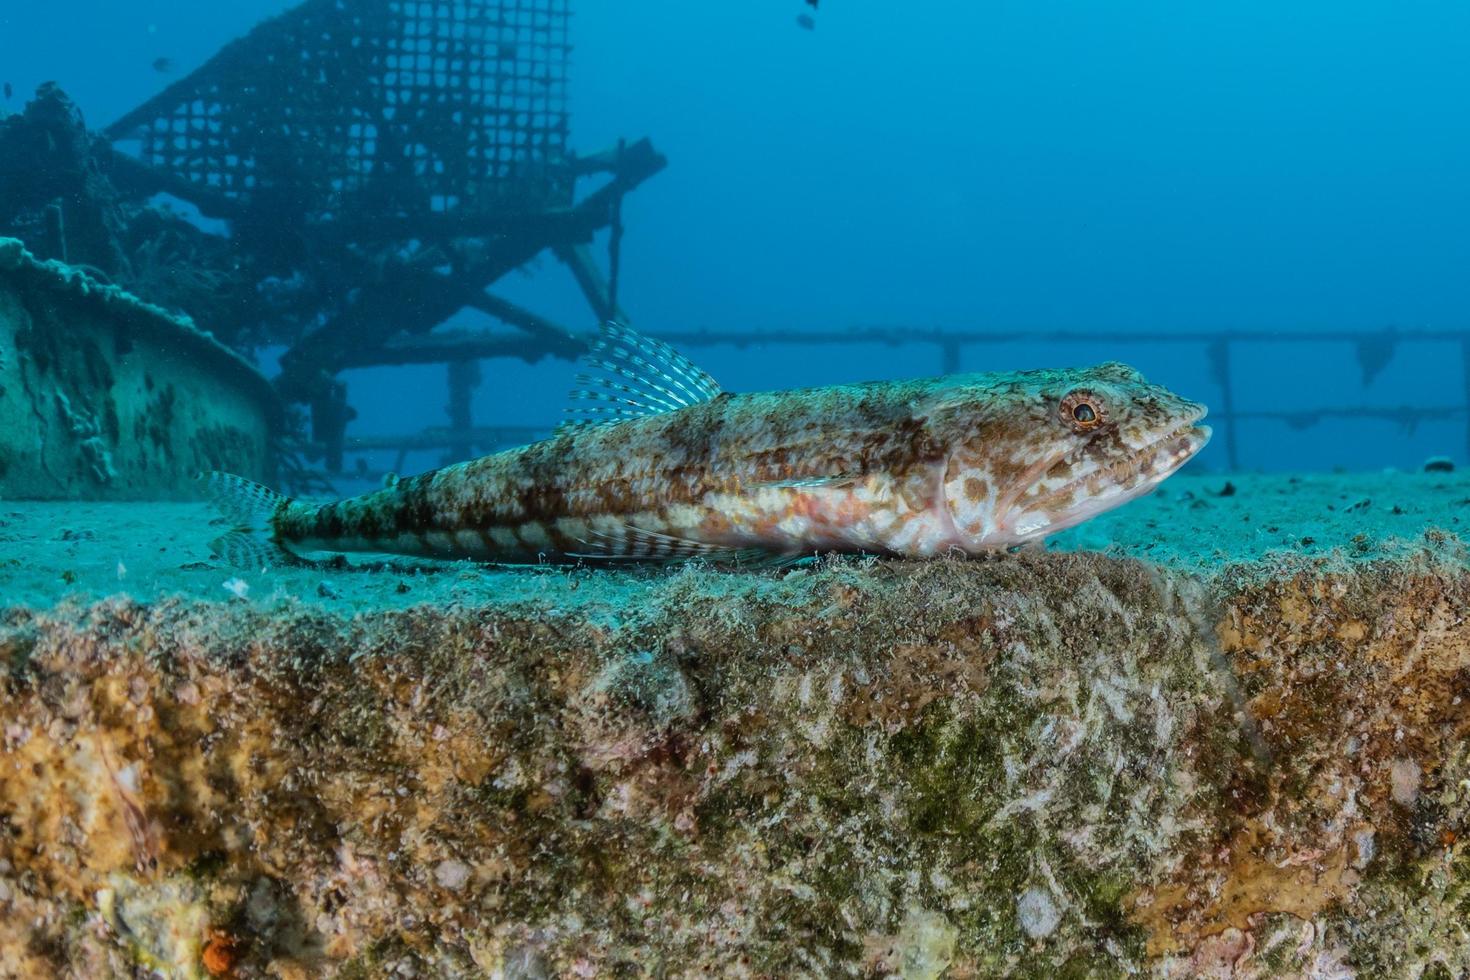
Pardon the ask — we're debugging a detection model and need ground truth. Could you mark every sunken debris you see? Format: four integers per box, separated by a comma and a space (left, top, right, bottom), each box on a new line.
1, 0, 666, 484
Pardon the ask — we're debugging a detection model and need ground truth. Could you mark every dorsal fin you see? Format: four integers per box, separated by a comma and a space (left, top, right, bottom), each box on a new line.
559, 321, 722, 432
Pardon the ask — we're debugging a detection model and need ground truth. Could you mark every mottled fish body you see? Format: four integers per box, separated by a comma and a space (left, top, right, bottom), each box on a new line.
209, 323, 1210, 566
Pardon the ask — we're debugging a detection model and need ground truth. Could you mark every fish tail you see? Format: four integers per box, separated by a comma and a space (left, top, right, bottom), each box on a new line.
203, 471, 303, 569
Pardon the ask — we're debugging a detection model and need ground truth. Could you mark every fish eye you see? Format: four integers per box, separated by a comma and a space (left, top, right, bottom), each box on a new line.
1060, 391, 1107, 432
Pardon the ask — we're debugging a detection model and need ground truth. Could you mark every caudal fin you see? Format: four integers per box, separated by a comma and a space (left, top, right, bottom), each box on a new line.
203, 472, 301, 569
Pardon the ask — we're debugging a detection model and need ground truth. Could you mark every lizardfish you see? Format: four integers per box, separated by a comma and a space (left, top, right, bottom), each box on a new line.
208, 322, 1209, 565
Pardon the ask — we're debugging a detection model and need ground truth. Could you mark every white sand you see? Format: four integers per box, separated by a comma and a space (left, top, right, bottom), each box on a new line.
2, 470, 1466, 612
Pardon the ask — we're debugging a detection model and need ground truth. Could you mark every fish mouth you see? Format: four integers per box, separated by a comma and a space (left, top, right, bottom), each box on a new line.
990, 408, 1211, 545
1144, 421, 1211, 479
1023, 414, 1211, 514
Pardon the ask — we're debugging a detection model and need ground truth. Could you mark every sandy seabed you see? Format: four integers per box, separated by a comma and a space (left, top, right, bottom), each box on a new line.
2, 471, 1469, 978
3, 470, 1466, 609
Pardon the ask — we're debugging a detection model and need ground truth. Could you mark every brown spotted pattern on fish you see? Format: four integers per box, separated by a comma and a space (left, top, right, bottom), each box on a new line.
207, 323, 1210, 566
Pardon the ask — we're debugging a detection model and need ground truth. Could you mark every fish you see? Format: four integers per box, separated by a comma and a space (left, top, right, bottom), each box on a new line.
207, 321, 1209, 567
806, 0, 819, 7
796, 13, 816, 30
151, 57, 174, 73
2, 82, 11, 101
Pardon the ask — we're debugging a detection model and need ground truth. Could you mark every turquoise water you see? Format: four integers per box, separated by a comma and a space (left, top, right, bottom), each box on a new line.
6, 9, 1470, 976
3, 0, 1469, 484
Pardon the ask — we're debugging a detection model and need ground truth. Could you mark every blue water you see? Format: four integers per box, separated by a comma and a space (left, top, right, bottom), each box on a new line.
4, 0, 1469, 475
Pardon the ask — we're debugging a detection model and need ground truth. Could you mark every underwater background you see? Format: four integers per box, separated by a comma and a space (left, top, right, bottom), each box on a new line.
5, 0, 1470, 477
8, 3, 1470, 978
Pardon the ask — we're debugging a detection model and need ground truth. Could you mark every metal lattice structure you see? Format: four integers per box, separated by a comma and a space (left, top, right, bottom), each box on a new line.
107, 0, 572, 225
85, 0, 665, 481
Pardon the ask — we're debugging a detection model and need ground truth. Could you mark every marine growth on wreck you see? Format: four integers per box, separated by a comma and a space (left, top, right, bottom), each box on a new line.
3, 1, 1470, 978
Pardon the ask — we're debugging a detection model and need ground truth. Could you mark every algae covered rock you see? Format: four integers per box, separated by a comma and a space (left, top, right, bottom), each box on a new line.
2, 551, 1469, 977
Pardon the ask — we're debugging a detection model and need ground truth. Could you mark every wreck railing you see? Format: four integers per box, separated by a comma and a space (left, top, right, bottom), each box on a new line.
307, 325, 1468, 482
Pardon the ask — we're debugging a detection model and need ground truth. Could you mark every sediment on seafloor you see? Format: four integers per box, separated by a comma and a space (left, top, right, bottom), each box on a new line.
3, 543, 1468, 978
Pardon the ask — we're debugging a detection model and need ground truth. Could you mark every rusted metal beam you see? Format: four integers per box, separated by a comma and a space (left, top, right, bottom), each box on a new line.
334, 322, 1467, 375
646, 326, 1452, 347
555, 242, 626, 324
444, 359, 482, 465
1463, 339, 1470, 462
1207, 340, 1239, 470
310, 379, 356, 474
555, 137, 666, 324
464, 293, 584, 359
338, 331, 581, 368
275, 138, 665, 402
335, 425, 547, 452
568, 140, 642, 177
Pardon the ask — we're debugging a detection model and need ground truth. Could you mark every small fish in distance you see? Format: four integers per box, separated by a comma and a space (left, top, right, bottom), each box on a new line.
151, 57, 174, 73
2, 82, 11, 101
796, 13, 815, 30
206, 321, 1210, 567
806, 0, 819, 7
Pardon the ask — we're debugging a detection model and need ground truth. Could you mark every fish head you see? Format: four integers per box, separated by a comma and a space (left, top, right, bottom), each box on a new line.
940, 362, 1210, 550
